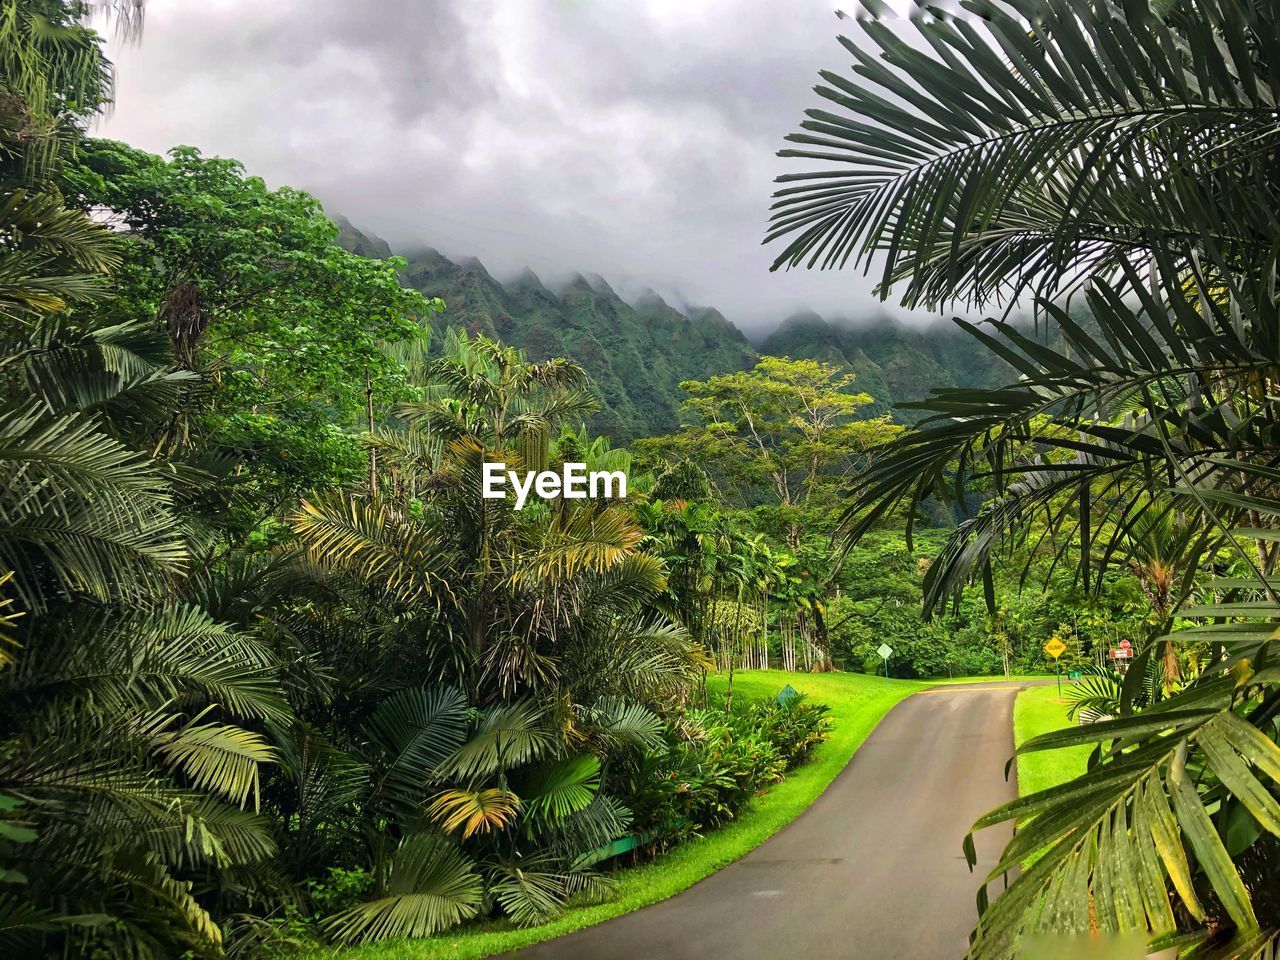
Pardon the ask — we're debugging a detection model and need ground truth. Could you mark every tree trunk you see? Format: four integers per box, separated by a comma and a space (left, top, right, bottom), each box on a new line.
805, 599, 834, 671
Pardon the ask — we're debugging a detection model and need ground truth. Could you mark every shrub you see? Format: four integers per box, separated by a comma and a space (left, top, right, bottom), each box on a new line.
748, 694, 831, 767
633, 694, 830, 847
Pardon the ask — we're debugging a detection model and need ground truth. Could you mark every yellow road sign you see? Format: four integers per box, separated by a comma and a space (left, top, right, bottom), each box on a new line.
1043, 637, 1068, 659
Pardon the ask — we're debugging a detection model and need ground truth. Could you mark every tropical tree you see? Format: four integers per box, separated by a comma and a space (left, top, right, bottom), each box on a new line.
62, 138, 438, 523
772, 0, 1280, 956
397, 329, 598, 471
0, 264, 285, 960
639, 356, 896, 539
639, 357, 898, 668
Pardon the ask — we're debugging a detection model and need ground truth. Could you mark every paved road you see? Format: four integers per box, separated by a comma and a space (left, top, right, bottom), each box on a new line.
510, 682, 1027, 960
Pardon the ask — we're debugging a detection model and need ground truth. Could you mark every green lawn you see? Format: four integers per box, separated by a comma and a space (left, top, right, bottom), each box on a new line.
1013, 683, 1091, 795
305, 670, 923, 960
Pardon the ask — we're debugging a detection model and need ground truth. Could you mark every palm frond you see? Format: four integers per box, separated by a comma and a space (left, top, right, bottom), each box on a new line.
486, 855, 612, 927
426, 787, 521, 838
440, 700, 554, 781
583, 697, 664, 750
768, 0, 1280, 310
148, 716, 276, 811
511, 506, 645, 586
363, 687, 470, 815
323, 833, 482, 943
290, 492, 452, 608
9, 603, 289, 722
518, 755, 600, 829
965, 672, 1280, 957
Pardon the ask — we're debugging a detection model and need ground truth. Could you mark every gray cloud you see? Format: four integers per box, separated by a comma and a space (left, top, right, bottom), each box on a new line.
100, 0, 944, 335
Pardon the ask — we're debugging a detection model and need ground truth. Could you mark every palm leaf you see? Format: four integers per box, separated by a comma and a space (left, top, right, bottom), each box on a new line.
440, 700, 554, 781
518, 755, 601, 829
148, 717, 276, 811
486, 855, 612, 927
426, 787, 521, 838
323, 833, 482, 943
363, 687, 470, 815
290, 492, 452, 608
768, 0, 1280, 309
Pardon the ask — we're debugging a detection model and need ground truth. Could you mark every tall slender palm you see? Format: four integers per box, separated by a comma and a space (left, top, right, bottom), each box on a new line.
771, 1, 1280, 956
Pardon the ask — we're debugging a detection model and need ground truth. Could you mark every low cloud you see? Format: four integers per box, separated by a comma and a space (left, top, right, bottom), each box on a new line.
100, 0, 945, 335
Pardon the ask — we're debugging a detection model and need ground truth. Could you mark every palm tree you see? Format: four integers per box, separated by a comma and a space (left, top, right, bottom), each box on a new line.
0, 313, 288, 959
0, 0, 122, 321
397, 329, 598, 471
0, 9, 293, 955
771, 1, 1280, 956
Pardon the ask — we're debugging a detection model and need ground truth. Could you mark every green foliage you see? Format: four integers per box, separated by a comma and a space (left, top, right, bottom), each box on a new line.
61, 138, 440, 518
776, 0, 1280, 954
633, 692, 830, 847
638, 356, 897, 523
745, 693, 832, 767
0, 0, 119, 321
396, 329, 597, 472
633, 710, 784, 846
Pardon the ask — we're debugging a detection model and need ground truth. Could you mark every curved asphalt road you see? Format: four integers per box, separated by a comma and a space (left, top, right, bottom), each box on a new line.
510, 682, 1028, 960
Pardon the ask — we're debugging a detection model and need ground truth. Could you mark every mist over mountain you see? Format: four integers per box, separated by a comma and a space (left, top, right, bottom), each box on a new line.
338, 220, 1012, 438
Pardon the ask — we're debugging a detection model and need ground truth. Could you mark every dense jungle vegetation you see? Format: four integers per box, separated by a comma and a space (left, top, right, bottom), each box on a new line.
7, 0, 1280, 958
0, 4, 1065, 957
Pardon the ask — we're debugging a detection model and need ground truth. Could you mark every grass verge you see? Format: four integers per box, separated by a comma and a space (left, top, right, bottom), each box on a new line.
304, 670, 923, 960
1013, 683, 1091, 796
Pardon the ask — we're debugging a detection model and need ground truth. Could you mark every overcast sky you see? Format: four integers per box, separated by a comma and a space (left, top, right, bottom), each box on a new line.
99, 0, 937, 336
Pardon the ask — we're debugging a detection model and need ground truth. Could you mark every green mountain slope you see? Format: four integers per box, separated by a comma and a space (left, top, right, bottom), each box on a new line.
338, 220, 755, 440
760, 311, 1012, 420
336, 219, 1012, 437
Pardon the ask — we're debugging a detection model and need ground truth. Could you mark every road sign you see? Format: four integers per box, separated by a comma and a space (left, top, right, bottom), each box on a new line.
1043, 637, 1068, 695
876, 643, 893, 678
1119, 639, 1132, 651
1113, 647, 1131, 659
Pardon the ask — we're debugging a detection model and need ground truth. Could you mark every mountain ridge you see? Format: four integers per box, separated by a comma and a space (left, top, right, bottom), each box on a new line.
335, 218, 1012, 438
